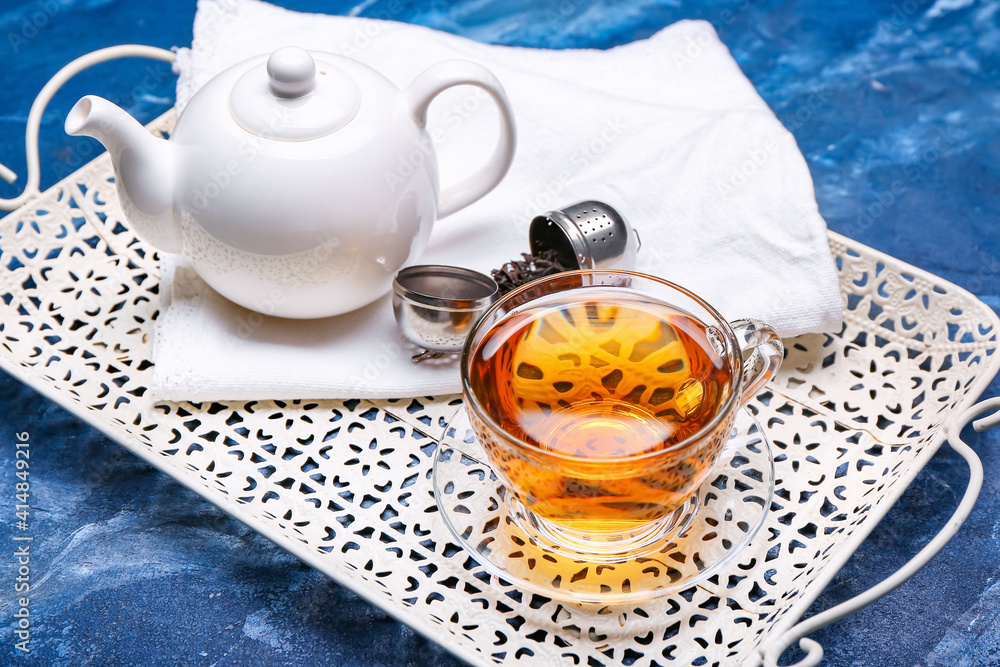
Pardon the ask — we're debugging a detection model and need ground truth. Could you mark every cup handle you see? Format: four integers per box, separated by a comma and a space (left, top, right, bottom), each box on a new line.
729, 318, 784, 406
404, 60, 517, 219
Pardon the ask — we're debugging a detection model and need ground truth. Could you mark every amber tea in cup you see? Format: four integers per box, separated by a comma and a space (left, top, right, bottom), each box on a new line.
461, 271, 782, 542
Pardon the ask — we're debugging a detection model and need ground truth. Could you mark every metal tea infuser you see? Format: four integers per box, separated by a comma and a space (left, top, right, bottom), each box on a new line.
392, 200, 640, 357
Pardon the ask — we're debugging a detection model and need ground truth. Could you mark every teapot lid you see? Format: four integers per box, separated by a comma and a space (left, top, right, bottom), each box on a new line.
230, 46, 360, 141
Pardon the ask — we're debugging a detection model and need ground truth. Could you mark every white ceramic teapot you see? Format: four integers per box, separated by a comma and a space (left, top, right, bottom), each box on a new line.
65, 46, 516, 318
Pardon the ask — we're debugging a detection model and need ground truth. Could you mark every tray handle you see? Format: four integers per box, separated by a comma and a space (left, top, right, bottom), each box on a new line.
0, 44, 176, 211
752, 396, 1000, 667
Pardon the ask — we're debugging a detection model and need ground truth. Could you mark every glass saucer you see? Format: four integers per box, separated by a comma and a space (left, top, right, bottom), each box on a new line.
432, 406, 774, 604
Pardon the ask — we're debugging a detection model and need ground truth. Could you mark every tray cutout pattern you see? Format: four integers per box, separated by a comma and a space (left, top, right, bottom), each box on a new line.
0, 112, 998, 666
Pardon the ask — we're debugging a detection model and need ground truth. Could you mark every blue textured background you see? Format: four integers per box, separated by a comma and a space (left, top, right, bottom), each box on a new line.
1, 0, 999, 665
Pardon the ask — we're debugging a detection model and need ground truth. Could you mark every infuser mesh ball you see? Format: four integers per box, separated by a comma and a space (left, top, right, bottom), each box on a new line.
528, 200, 640, 271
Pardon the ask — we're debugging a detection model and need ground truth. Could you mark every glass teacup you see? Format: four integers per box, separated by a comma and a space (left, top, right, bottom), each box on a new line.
460, 270, 782, 552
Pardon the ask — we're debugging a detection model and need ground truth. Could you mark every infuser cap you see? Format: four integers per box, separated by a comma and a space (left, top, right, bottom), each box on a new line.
529, 200, 640, 271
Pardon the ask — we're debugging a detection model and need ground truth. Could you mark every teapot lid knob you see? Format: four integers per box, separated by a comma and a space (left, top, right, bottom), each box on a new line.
267, 47, 316, 98
230, 47, 361, 141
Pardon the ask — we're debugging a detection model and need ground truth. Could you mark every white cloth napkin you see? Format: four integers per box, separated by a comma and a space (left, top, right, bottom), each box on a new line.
152, 0, 842, 401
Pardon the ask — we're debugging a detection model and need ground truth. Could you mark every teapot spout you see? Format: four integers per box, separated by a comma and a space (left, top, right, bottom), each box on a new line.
65, 95, 181, 252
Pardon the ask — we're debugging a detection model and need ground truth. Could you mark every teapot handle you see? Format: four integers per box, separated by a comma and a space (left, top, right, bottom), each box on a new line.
403, 60, 516, 219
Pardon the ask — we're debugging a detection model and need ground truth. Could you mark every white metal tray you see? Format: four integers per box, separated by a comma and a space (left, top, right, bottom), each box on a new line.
1, 111, 997, 666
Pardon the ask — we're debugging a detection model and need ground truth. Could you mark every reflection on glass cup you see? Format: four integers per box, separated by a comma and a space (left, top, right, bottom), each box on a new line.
461, 270, 783, 546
